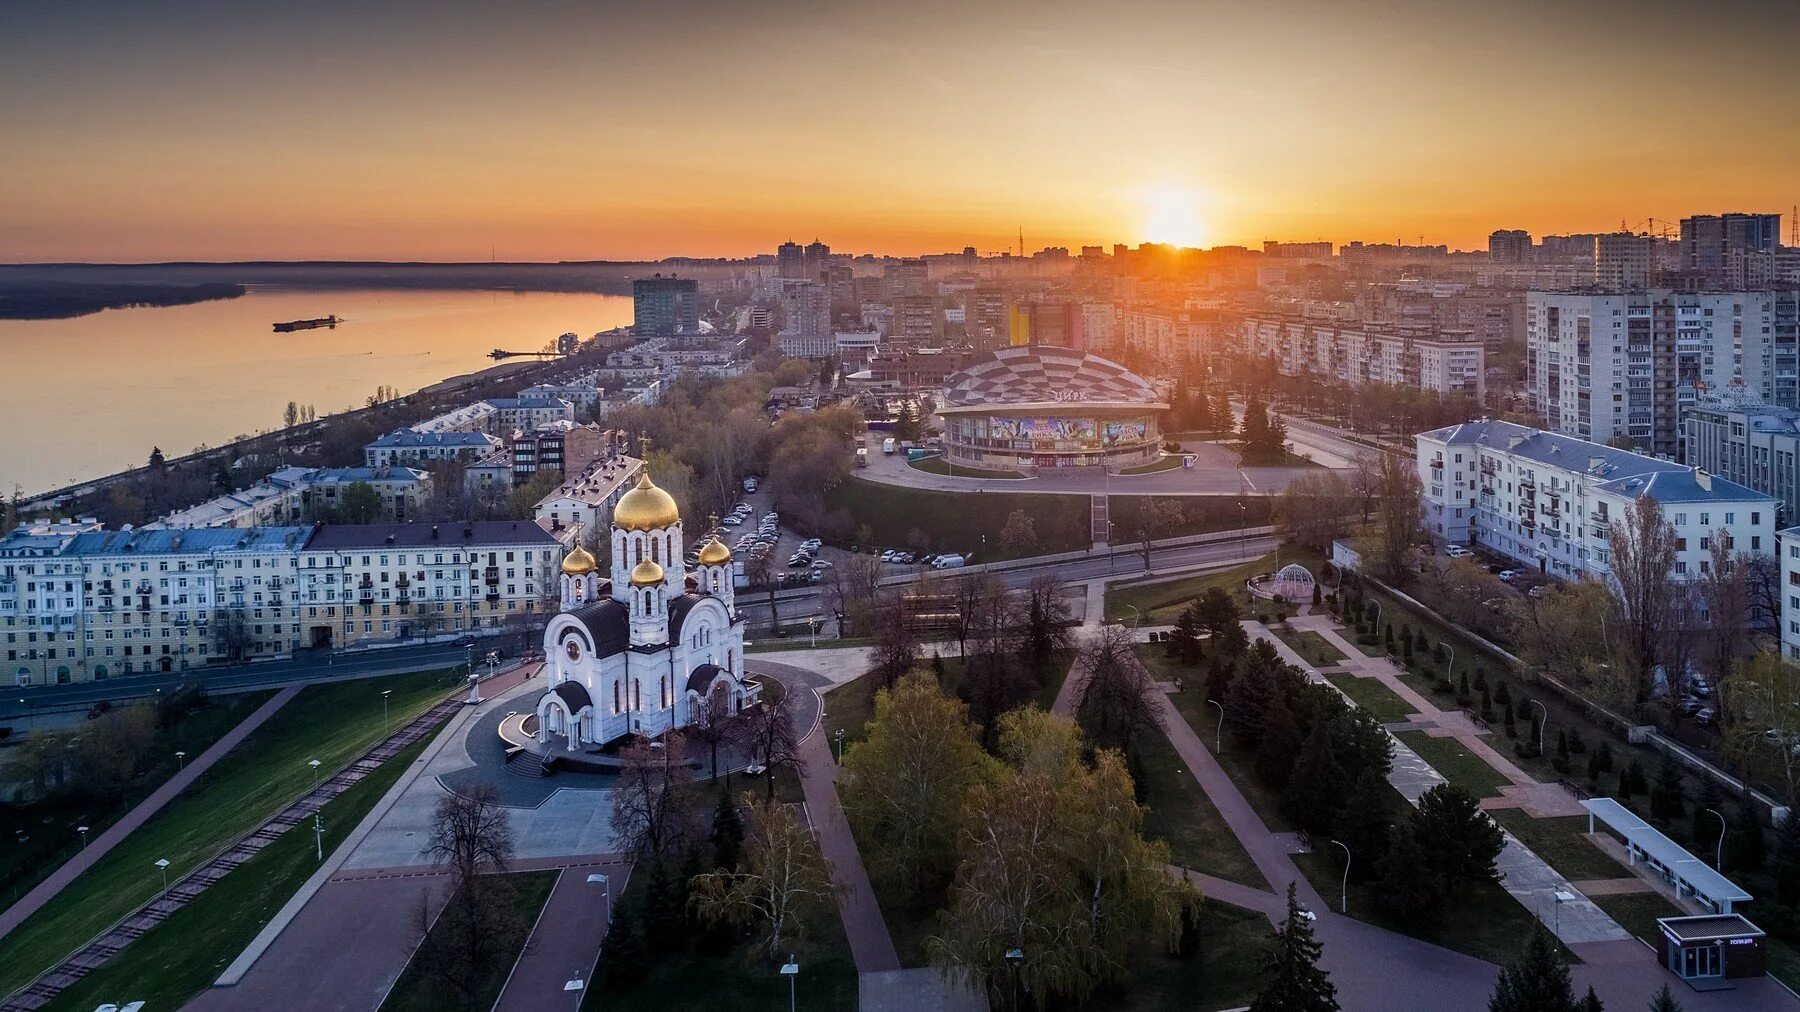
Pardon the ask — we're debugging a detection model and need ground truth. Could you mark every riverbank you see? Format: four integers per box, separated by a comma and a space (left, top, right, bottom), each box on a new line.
0, 281, 245, 320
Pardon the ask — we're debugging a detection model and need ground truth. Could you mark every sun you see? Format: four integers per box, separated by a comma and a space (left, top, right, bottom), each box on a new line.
1139, 185, 1208, 248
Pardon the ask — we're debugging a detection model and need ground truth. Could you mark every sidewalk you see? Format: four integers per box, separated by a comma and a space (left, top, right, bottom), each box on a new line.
798, 712, 901, 973
0, 684, 300, 942
493, 861, 632, 1012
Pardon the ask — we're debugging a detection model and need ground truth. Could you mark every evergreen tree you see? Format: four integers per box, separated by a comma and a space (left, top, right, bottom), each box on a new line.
1250, 883, 1340, 1012
147, 446, 166, 470
1647, 982, 1682, 1012
1192, 385, 1215, 431
1650, 753, 1686, 822
1622, 760, 1647, 799
1332, 771, 1394, 879
1412, 784, 1505, 888
1581, 984, 1604, 1012
1207, 657, 1237, 705
642, 857, 684, 947
600, 900, 648, 986
1266, 412, 1289, 456
1282, 720, 1347, 835
1724, 802, 1765, 876
1373, 823, 1444, 918
712, 788, 744, 871
1414, 628, 1428, 653
1486, 925, 1579, 1012
1211, 391, 1232, 434
1257, 698, 1304, 789
1169, 604, 1204, 666
1595, 740, 1615, 773
1383, 624, 1395, 654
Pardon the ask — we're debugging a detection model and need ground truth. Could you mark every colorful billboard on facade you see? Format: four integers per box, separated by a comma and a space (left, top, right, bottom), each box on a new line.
1102, 420, 1148, 445
990, 417, 1096, 442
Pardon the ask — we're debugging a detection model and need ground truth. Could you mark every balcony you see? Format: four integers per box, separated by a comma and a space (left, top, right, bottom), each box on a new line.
1429, 458, 1444, 472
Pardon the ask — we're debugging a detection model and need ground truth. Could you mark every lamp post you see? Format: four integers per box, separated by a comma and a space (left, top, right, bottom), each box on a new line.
1125, 604, 1141, 630
308, 758, 322, 793
1238, 503, 1247, 557
382, 689, 392, 732
808, 616, 819, 648
1208, 699, 1225, 754
1330, 840, 1350, 913
1005, 947, 1024, 1012
155, 857, 170, 896
314, 812, 324, 861
1553, 889, 1575, 936
1369, 600, 1382, 635
1707, 808, 1726, 869
1529, 700, 1548, 757
175, 750, 186, 773
587, 872, 611, 913
780, 956, 800, 1012
77, 825, 89, 850
834, 728, 846, 765
1443, 645, 1455, 683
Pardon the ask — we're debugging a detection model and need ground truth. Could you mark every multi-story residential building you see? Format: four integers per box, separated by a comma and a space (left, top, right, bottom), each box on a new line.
1007, 300, 1085, 349
777, 280, 831, 358
967, 287, 1009, 350
775, 241, 806, 280
532, 455, 645, 539
156, 466, 430, 529
1417, 419, 1775, 584
1489, 229, 1532, 264
892, 294, 943, 345
1526, 290, 1800, 456
0, 518, 561, 685
887, 257, 931, 299
510, 423, 624, 483
868, 347, 971, 389
631, 275, 700, 335
464, 450, 514, 496
1238, 314, 1485, 399
834, 330, 882, 365
411, 401, 497, 435
1594, 233, 1655, 289
517, 377, 603, 411
1262, 240, 1334, 258
484, 397, 575, 434
364, 430, 502, 467
1777, 528, 1800, 660
1683, 400, 1800, 523
1681, 213, 1781, 274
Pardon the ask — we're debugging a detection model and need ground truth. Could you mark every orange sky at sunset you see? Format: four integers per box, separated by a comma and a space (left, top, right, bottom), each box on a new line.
5, 0, 1798, 262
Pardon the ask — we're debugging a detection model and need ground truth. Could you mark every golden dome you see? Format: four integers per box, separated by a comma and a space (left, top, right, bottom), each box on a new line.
613, 471, 680, 531
629, 559, 666, 587
697, 537, 732, 566
560, 544, 597, 575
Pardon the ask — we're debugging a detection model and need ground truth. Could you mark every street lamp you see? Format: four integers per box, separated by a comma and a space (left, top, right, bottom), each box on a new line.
808, 616, 819, 648
314, 812, 324, 861
77, 825, 89, 850
1553, 889, 1575, 936
1369, 600, 1382, 635
1443, 644, 1455, 682
382, 689, 392, 732
1238, 503, 1247, 557
175, 750, 187, 773
1125, 604, 1142, 630
1529, 700, 1548, 757
834, 728, 846, 765
587, 872, 611, 913
155, 857, 171, 895
1330, 840, 1350, 913
1707, 808, 1726, 869
1004, 947, 1024, 1012
780, 956, 800, 1012
308, 758, 322, 793
1208, 699, 1225, 754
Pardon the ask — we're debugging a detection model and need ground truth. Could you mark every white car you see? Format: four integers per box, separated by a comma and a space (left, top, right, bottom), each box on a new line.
1445, 546, 1473, 558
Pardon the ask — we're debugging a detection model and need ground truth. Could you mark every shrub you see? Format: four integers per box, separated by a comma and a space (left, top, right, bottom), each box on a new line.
1569, 728, 1587, 755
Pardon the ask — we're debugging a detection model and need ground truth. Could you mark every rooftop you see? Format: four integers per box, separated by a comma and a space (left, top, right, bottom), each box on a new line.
368, 430, 502, 448
64, 526, 315, 557
1422, 418, 1774, 502
942, 346, 1163, 409
1582, 798, 1753, 910
304, 521, 561, 550
1657, 914, 1765, 944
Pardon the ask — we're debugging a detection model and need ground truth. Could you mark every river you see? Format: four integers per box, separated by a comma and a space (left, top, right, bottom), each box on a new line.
0, 287, 632, 496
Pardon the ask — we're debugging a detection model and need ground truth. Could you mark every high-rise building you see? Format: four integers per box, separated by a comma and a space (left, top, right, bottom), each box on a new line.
631, 275, 700, 335
1007, 301, 1085, 350
775, 241, 806, 280
893, 294, 944, 345
820, 262, 856, 319
887, 257, 931, 299
1488, 229, 1532, 264
776, 280, 831, 358
966, 287, 1009, 351
802, 240, 830, 281
1680, 213, 1782, 273
1592, 233, 1654, 289
1526, 290, 1800, 456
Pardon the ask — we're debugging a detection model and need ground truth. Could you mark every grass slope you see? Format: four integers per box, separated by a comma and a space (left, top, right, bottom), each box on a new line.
0, 669, 459, 1000
380, 870, 560, 1012
826, 478, 1089, 559
1322, 674, 1415, 724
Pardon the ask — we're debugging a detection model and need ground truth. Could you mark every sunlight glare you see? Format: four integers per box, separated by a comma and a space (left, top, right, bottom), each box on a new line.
1139, 185, 1208, 248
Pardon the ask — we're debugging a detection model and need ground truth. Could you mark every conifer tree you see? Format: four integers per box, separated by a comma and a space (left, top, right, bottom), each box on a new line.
1256, 698, 1304, 789
1650, 753, 1686, 822
1250, 883, 1339, 1012
1282, 720, 1347, 835
1773, 807, 1800, 905
712, 788, 744, 871
1647, 982, 1682, 1012
1486, 925, 1579, 1012
1580, 984, 1604, 1012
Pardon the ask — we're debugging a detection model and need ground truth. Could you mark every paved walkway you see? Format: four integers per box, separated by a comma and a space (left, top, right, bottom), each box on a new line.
797, 717, 901, 973
493, 860, 632, 1011
0, 685, 300, 942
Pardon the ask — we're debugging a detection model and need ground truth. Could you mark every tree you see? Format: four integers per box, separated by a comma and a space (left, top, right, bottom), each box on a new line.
1606, 494, 1684, 708
870, 592, 920, 690
1250, 882, 1339, 1012
745, 686, 803, 803
1411, 784, 1505, 889
998, 509, 1039, 557
1131, 496, 1187, 571
1273, 471, 1356, 553
1017, 574, 1074, 678
1649, 751, 1686, 822
1256, 697, 1304, 789
147, 446, 166, 470
1282, 719, 1347, 835
711, 787, 744, 870
1075, 625, 1165, 760
1581, 984, 1604, 1012
1373, 821, 1445, 918
1486, 925, 1578, 1012
1167, 603, 1204, 666
841, 673, 994, 891
690, 794, 839, 964
1509, 582, 1614, 680
422, 784, 520, 1003
210, 606, 253, 662
1697, 529, 1751, 695
688, 683, 734, 781
1774, 806, 1800, 905
1647, 983, 1683, 1012
336, 480, 383, 523
1721, 649, 1800, 803
1332, 771, 1394, 878
611, 735, 694, 860
892, 400, 921, 442
284, 401, 300, 428
1371, 451, 1422, 583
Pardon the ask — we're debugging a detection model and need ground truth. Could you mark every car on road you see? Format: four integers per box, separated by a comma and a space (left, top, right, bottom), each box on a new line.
1694, 707, 1717, 727
1498, 569, 1522, 582
1444, 545, 1474, 558
744, 477, 759, 493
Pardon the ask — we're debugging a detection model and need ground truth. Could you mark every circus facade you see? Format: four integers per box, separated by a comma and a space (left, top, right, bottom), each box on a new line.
938, 347, 1167, 469
534, 472, 758, 750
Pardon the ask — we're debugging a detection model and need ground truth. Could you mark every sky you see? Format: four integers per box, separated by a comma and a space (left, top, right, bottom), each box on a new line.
3, 0, 1798, 262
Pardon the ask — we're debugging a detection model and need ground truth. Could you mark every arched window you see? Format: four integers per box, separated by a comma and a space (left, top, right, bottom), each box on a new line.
652, 538, 660, 564
613, 680, 621, 713
632, 680, 639, 710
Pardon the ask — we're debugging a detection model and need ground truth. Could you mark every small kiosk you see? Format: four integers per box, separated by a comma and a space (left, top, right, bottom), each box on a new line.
1656, 914, 1766, 989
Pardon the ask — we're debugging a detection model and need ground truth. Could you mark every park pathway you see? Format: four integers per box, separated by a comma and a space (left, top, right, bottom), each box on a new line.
0, 684, 301, 943
798, 706, 902, 973
492, 860, 632, 1012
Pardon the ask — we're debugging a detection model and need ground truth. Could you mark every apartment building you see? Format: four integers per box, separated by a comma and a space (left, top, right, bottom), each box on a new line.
1594, 233, 1654, 289
1683, 401, 1800, 522
156, 466, 431, 529
1526, 290, 1800, 456
484, 397, 574, 433
1777, 529, 1800, 661
532, 455, 645, 538
411, 402, 497, 435
0, 519, 564, 685
1416, 419, 1775, 583
777, 280, 831, 358
364, 430, 503, 467
508, 422, 623, 483
1238, 314, 1484, 399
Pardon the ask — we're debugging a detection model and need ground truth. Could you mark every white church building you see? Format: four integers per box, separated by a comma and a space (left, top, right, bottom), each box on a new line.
534, 471, 757, 749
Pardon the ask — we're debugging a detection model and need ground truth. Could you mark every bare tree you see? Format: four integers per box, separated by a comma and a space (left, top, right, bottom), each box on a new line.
689, 683, 735, 781
1131, 497, 1187, 571
610, 734, 693, 860
210, 606, 253, 663
1371, 450, 1422, 582
1698, 529, 1751, 711
822, 553, 883, 637
1605, 494, 1683, 708
690, 794, 839, 964
1074, 625, 1165, 759
1273, 471, 1356, 554
1017, 574, 1074, 680
746, 688, 804, 803
871, 590, 920, 690
424, 784, 520, 1003
1743, 550, 1782, 636
947, 572, 1005, 659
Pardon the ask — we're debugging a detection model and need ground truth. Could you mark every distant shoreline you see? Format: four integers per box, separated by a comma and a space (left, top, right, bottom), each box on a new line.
0, 281, 247, 321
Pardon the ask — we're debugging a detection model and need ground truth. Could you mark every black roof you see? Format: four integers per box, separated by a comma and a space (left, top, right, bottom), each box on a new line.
567, 599, 630, 657
553, 680, 593, 712
686, 663, 726, 694
668, 593, 704, 642
304, 520, 560, 550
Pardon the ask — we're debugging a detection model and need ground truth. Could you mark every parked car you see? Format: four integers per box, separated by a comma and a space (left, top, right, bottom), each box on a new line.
879, 550, 897, 562
1498, 569, 1522, 582
1676, 696, 1704, 717
1527, 585, 1547, 599
1694, 707, 1717, 727
933, 554, 967, 569
722, 515, 743, 526
86, 700, 112, 719
800, 538, 822, 552
744, 477, 759, 493
1688, 676, 1713, 699
1445, 545, 1474, 558
811, 559, 834, 570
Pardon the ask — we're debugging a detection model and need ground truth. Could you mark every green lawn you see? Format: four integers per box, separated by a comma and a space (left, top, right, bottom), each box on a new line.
1489, 812, 1629, 882
1323, 674, 1415, 724
1391, 730, 1511, 799
1108, 496, 1275, 546
1769, 938, 1800, 997
1118, 456, 1185, 475
0, 689, 276, 913
1168, 690, 1298, 834
1105, 544, 1322, 624
0, 669, 460, 1000
1137, 718, 1269, 892
1589, 891, 1683, 944
47, 734, 434, 1011
905, 457, 1028, 479
1086, 902, 1270, 1011
381, 870, 560, 1012
589, 854, 858, 1010
826, 478, 1089, 559
1273, 628, 1348, 667
1292, 851, 1553, 966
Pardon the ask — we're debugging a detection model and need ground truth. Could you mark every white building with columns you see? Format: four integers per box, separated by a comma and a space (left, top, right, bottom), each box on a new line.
534, 471, 757, 749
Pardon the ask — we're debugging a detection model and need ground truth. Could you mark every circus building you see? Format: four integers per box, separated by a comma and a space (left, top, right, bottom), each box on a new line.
534, 471, 758, 750
938, 346, 1167, 469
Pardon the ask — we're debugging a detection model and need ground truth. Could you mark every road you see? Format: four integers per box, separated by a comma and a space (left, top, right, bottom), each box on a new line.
857, 437, 1330, 495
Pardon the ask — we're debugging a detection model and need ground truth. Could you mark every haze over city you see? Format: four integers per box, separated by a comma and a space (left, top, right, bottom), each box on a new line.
5, 0, 1799, 262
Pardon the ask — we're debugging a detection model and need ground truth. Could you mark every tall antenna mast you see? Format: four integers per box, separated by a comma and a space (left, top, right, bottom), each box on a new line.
1018, 227, 1024, 258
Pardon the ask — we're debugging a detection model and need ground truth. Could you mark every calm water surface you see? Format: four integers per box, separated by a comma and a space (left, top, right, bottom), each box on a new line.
0, 287, 631, 495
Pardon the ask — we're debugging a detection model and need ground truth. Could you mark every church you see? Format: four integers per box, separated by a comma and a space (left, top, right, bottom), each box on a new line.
534, 470, 757, 750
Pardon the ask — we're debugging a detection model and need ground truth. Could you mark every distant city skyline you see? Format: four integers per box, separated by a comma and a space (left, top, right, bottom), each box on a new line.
5, 0, 1798, 262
